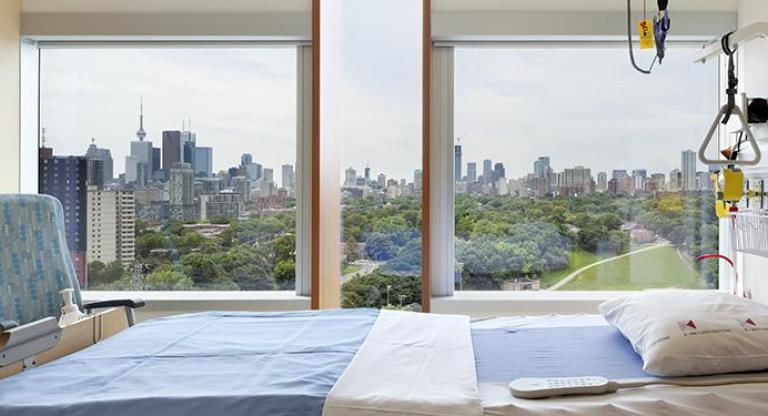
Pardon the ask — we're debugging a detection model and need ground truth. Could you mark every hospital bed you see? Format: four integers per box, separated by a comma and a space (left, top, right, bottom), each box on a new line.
2, 309, 768, 416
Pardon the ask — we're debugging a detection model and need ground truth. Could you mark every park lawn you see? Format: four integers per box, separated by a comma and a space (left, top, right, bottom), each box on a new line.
558, 245, 705, 291
540, 249, 605, 288
342, 263, 362, 275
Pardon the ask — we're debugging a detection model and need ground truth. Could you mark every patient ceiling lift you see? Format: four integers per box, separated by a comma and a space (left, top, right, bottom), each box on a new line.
626, 0, 671, 74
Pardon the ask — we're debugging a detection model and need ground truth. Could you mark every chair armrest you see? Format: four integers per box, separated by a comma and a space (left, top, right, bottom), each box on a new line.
0, 317, 61, 368
83, 298, 146, 310
83, 298, 145, 327
0, 320, 19, 333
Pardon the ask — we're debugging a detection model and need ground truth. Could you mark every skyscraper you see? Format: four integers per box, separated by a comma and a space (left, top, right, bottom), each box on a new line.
454, 145, 462, 182
241, 153, 254, 166
39, 155, 88, 285
181, 127, 196, 168
669, 169, 683, 192
597, 172, 608, 192
246, 163, 263, 181
681, 149, 697, 192
345, 168, 357, 187
414, 169, 423, 191
85, 138, 114, 184
482, 159, 493, 184
493, 162, 506, 182
364, 165, 371, 184
282, 164, 295, 192
632, 169, 647, 193
152, 147, 161, 174
260, 168, 275, 197
377, 173, 386, 188
162, 131, 182, 177
467, 162, 477, 183
195, 147, 213, 177
534, 156, 550, 177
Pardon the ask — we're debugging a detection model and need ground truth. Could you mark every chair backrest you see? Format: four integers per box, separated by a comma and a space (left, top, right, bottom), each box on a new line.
0, 194, 82, 326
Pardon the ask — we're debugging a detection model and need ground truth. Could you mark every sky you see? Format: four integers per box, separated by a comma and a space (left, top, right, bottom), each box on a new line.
41, 47, 297, 177
41, 5, 719, 184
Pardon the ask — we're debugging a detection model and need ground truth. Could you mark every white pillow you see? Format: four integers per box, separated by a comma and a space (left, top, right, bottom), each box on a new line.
599, 290, 768, 377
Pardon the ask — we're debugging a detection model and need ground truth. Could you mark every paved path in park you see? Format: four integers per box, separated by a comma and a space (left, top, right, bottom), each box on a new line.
340, 261, 383, 284
548, 243, 670, 291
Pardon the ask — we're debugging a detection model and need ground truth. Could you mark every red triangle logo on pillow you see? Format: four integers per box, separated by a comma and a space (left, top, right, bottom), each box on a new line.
745, 318, 757, 327
678, 320, 697, 331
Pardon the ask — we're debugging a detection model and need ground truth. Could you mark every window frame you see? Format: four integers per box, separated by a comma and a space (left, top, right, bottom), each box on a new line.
20, 38, 313, 302
429, 39, 726, 311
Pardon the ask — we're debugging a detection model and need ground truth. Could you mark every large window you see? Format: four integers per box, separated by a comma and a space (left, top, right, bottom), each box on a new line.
453, 45, 720, 292
38, 47, 299, 291
337, 0, 424, 310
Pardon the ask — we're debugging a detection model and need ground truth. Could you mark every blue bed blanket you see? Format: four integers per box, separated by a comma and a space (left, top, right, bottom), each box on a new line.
472, 325, 652, 383
0, 309, 379, 416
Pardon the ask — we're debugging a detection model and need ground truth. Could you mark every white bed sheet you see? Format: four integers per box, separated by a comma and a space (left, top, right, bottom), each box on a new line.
474, 314, 768, 416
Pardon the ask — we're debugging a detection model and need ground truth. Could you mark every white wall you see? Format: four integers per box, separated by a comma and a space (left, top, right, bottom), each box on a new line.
0, 0, 21, 193
737, 0, 768, 303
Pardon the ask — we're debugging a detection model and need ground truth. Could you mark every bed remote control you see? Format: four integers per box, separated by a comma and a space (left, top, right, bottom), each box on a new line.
509, 377, 619, 399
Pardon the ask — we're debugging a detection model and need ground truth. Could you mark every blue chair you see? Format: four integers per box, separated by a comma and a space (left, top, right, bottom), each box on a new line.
0, 194, 144, 370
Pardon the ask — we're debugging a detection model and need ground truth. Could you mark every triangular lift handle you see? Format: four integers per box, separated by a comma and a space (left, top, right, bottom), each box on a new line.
698, 105, 762, 166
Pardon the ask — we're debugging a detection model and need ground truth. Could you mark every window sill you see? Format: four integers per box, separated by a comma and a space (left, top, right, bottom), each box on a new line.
82, 291, 311, 321
432, 291, 645, 316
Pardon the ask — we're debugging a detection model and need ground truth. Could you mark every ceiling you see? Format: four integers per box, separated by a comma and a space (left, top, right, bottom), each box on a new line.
22, 0, 739, 14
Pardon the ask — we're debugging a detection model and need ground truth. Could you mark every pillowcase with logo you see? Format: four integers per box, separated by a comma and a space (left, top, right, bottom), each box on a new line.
599, 290, 768, 377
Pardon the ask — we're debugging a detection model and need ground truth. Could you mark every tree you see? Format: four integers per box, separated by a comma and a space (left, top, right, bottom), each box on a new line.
182, 253, 222, 285
87, 261, 125, 287
365, 233, 398, 261
144, 267, 195, 290
274, 259, 296, 289
344, 235, 360, 262
136, 231, 166, 258
273, 233, 296, 263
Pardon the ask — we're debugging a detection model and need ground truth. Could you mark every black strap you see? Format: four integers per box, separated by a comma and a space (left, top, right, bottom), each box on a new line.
722, 32, 738, 125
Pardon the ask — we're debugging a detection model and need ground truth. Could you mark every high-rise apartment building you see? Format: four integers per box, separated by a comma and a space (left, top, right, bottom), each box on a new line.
669, 169, 683, 192
281, 164, 295, 192
86, 187, 135, 269
39, 155, 88, 286
232, 176, 251, 202
169, 162, 194, 205
681, 149, 697, 192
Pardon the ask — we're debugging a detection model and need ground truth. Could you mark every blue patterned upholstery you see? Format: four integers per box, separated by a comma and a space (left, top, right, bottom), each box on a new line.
0, 194, 82, 326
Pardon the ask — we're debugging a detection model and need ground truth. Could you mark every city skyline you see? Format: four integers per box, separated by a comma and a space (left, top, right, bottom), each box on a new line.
42, 45, 717, 190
